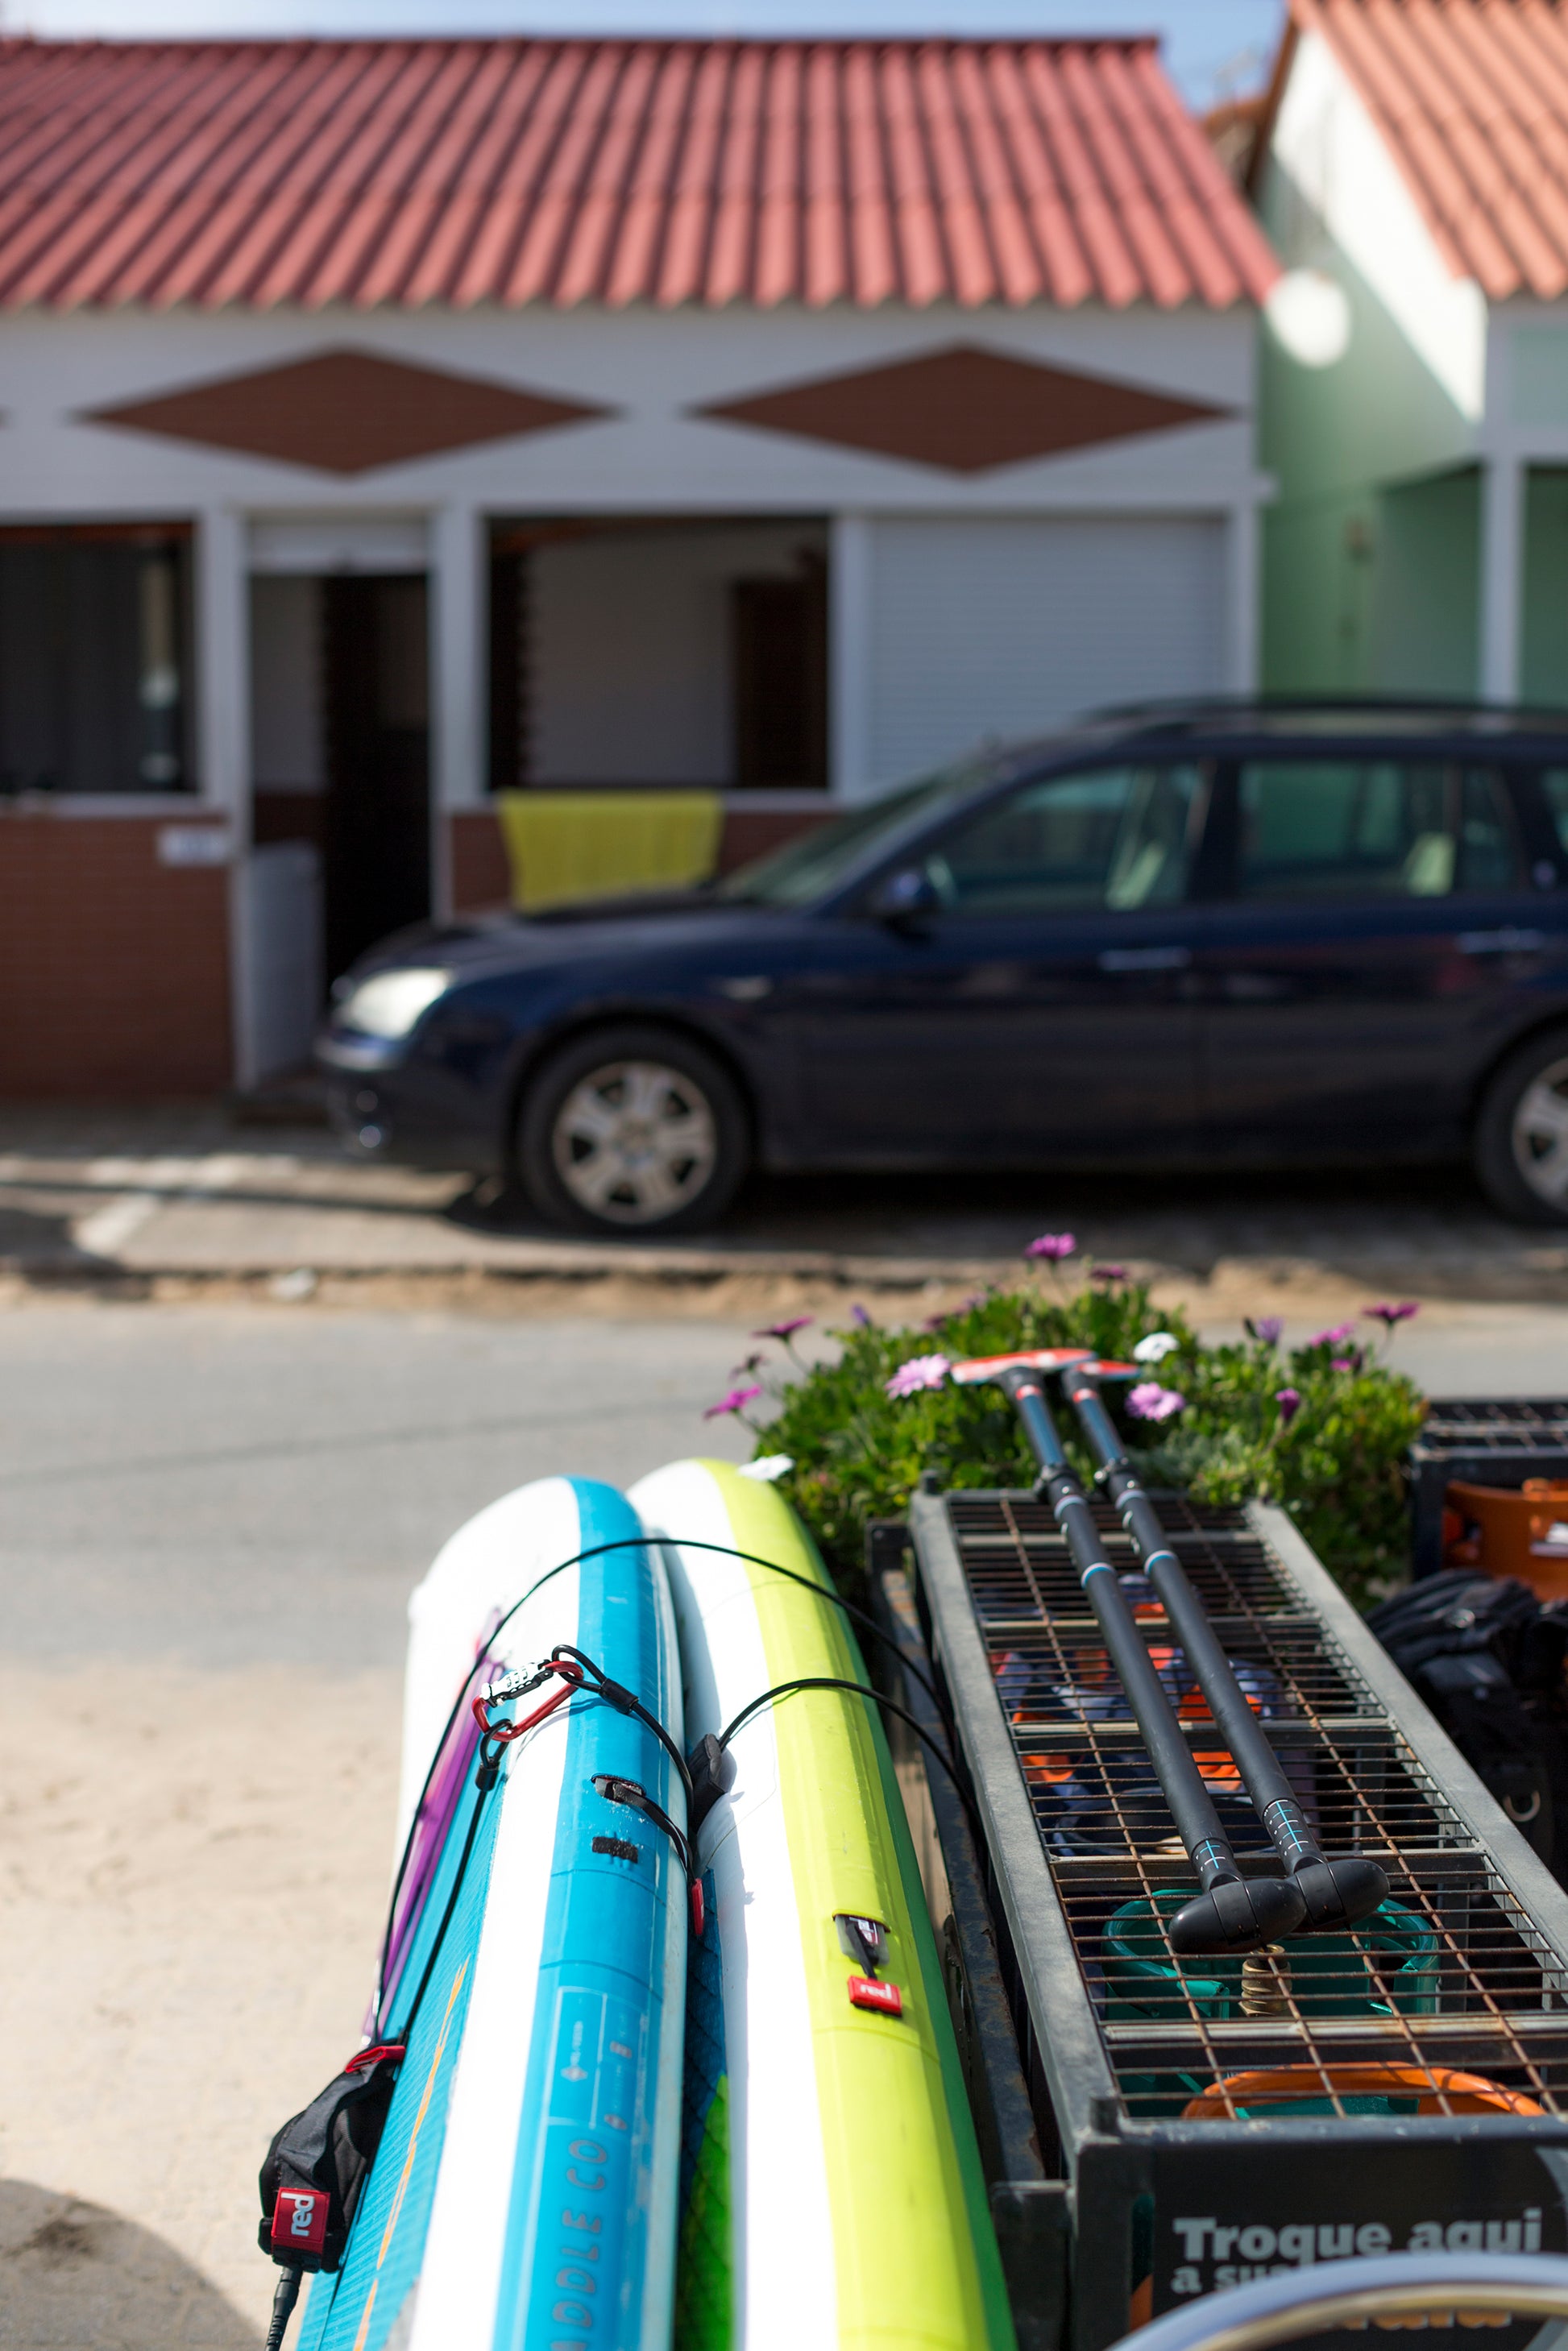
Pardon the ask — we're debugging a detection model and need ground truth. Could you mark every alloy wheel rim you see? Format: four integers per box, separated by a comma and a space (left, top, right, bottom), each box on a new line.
552, 1059, 718, 1225
1511, 1054, 1568, 1206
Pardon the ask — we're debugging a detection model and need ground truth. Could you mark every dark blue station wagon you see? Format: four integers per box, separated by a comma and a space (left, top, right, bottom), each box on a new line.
318, 701, 1568, 1237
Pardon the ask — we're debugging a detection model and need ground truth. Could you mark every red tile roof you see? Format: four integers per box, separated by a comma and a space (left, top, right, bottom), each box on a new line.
0, 35, 1277, 313
1293, 0, 1568, 301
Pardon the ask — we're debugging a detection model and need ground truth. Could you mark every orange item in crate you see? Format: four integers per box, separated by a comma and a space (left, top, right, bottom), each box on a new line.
1445, 1478, 1568, 1599
1181, 2064, 1542, 2121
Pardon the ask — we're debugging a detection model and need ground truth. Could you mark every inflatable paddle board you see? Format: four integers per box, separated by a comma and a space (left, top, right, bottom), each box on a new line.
297, 1474, 687, 2351
628, 1457, 1014, 2351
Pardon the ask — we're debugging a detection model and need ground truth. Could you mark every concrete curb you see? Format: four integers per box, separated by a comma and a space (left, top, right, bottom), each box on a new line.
0, 1243, 1018, 1287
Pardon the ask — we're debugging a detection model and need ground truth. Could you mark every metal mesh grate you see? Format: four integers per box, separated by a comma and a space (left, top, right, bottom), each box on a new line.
1416, 1399, 1568, 1456
950, 1492, 1568, 2123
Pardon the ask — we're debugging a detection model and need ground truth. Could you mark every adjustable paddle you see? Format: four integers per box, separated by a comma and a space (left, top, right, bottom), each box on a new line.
1056, 1357, 1388, 1934
951, 1349, 1307, 1955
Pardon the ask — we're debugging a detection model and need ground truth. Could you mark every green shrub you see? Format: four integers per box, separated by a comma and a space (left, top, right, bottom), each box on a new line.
740, 1282, 1425, 1611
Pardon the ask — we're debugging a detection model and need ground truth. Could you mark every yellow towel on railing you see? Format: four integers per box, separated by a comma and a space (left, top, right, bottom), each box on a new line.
496, 790, 724, 914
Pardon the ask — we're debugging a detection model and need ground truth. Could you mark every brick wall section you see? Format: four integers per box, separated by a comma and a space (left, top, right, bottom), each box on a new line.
0, 814, 231, 1095
446, 803, 833, 911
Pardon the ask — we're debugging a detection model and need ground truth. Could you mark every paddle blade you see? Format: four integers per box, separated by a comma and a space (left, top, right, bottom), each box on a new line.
950, 1349, 1094, 1387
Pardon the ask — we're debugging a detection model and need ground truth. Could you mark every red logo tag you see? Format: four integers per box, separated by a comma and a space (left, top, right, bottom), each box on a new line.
848, 1975, 903, 2017
272, 2187, 329, 2256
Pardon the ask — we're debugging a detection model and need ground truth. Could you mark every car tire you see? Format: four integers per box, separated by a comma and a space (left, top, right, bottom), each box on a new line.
516, 1025, 750, 1236
1473, 1023, 1568, 1225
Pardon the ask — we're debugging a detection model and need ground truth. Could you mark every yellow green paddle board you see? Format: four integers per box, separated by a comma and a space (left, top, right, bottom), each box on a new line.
629, 1457, 1014, 2351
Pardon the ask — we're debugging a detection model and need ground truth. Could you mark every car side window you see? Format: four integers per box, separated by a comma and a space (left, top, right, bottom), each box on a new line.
1537, 771, 1568, 868
1235, 761, 1521, 901
922, 765, 1203, 918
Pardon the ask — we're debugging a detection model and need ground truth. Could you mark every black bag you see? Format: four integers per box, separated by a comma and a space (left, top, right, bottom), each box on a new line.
1367, 1571, 1568, 1872
257, 2048, 402, 2274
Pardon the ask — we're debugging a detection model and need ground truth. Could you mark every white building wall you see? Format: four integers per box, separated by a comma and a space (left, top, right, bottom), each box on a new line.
862, 515, 1227, 787
0, 301, 1263, 814
1269, 27, 1486, 427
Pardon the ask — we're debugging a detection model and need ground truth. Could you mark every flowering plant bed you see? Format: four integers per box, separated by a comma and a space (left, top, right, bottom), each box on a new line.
732, 1263, 1425, 1609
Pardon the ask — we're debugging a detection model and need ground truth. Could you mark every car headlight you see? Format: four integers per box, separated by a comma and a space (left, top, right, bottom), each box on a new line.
336, 967, 452, 1040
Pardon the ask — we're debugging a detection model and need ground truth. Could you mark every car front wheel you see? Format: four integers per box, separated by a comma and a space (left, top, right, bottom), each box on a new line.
1474, 1023, 1568, 1224
517, 1025, 749, 1235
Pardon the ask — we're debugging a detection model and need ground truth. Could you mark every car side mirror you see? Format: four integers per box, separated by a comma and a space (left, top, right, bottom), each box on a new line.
868, 865, 939, 927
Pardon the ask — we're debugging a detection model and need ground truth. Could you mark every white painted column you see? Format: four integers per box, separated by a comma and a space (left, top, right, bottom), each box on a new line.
429, 501, 486, 918
1480, 454, 1524, 703
197, 504, 249, 822
197, 505, 257, 1087
1224, 496, 1261, 695
829, 510, 874, 801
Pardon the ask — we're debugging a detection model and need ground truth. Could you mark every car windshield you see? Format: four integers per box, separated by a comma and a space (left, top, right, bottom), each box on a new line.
717, 762, 993, 908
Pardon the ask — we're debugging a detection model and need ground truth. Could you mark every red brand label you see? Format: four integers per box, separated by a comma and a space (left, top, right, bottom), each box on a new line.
848, 1975, 903, 2017
272, 2187, 329, 2256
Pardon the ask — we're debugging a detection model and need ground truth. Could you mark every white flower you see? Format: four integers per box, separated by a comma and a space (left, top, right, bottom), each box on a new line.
1133, 1331, 1180, 1364
739, 1455, 794, 1482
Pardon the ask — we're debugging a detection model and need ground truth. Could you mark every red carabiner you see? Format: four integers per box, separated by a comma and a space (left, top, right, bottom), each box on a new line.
472, 1656, 585, 1744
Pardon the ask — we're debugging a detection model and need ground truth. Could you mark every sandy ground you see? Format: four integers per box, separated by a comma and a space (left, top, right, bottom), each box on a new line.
0, 1665, 399, 2348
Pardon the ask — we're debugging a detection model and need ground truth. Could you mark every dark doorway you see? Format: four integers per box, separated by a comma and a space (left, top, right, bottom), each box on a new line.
732, 561, 828, 787
321, 574, 430, 981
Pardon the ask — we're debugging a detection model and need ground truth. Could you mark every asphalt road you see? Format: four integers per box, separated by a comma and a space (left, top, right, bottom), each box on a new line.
0, 1304, 753, 1669
1, 1295, 1566, 1673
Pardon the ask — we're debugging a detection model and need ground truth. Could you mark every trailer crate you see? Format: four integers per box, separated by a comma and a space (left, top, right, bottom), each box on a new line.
1412, 1400, 1568, 1577
900, 1486, 1568, 2351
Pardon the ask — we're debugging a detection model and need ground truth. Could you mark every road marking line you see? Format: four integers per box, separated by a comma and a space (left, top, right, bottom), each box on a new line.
76, 1155, 247, 1259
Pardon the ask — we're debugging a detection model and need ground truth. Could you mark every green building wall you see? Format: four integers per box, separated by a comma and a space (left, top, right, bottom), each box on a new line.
1524, 471, 1568, 708
1257, 152, 1478, 698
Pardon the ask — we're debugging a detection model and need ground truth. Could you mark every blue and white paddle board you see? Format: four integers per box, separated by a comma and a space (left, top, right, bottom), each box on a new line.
298, 1474, 687, 2351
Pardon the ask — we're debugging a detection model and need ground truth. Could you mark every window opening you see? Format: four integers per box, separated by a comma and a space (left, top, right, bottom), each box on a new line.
1235, 761, 1521, 901
0, 525, 193, 795
920, 765, 1204, 918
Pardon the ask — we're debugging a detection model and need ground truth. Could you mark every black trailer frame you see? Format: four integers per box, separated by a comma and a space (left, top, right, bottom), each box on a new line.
901, 1486, 1568, 2351
1410, 1400, 1568, 1577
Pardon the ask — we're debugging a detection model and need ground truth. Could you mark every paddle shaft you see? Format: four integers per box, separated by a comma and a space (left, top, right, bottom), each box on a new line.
1062, 1373, 1323, 1876
998, 1366, 1242, 1893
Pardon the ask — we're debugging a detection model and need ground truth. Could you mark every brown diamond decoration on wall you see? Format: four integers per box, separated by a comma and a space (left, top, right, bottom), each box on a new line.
84, 350, 610, 475
698, 344, 1229, 474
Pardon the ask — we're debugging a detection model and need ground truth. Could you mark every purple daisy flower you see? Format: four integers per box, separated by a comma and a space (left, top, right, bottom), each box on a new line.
1363, 1301, 1420, 1328
704, 1383, 762, 1420
1127, 1381, 1185, 1422
1276, 1387, 1302, 1426
884, 1354, 951, 1399
1025, 1233, 1076, 1262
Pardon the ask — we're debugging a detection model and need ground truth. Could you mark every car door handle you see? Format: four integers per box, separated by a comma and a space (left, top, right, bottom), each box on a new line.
1097, 945, 1192, 972
1457, 929, 1548, 955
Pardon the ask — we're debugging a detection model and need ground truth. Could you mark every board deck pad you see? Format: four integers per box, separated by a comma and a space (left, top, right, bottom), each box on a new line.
675, 1866, 731, 2351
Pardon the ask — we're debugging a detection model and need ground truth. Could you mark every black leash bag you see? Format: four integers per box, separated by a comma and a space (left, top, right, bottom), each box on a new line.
1367, 1570, 1568, 1872
257, 2047, 403, 2276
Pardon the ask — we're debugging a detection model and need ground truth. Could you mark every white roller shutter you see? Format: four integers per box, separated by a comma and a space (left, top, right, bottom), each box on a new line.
865, 514, 1226, 786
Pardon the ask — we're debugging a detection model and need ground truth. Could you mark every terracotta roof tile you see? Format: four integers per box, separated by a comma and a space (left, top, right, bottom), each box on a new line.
0, 32, 1276, 313
1295, 0, 1568, 301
